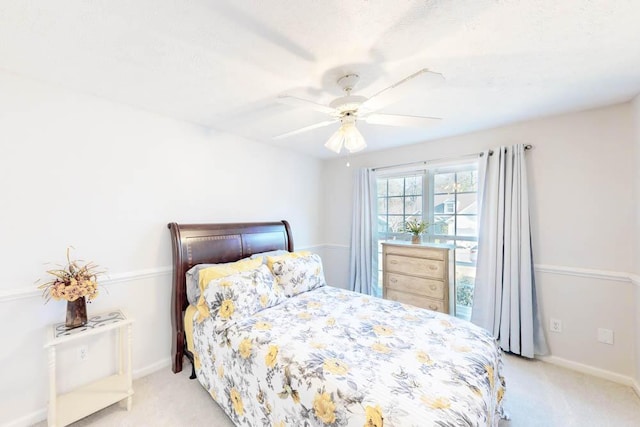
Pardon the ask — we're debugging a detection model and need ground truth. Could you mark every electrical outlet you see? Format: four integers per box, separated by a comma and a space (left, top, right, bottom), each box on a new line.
78, 344, 89, 362
549, 318, 562, 333
597, 328, 614, 345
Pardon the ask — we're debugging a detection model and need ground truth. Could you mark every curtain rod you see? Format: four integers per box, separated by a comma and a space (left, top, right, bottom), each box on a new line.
372, 144, 533, 172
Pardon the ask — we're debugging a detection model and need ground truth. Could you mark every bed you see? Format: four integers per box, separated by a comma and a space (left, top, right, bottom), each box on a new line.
168, 221, 505, 426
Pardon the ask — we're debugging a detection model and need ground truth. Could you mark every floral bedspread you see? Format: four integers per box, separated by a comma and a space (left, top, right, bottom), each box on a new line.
191, 286, 505, 427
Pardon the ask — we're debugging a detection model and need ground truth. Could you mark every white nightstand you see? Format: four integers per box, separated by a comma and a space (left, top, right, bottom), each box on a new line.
44, 309, 134, 427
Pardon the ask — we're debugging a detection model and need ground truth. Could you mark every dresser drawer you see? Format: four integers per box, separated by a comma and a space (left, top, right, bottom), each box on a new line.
386, 273, 445, 299
386, 289, 446, 313
385, 254, 445, 279
383, 245, 445, 261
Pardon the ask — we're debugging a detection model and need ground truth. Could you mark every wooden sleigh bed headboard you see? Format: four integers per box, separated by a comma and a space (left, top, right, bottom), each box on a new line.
167, 221, 294, 373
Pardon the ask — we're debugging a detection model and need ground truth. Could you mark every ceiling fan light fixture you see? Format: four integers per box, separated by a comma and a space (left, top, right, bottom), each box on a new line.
323, 120, 366, 154
324, 128, 344, 153
276, 68, 444, 154
342, 122, 366, 153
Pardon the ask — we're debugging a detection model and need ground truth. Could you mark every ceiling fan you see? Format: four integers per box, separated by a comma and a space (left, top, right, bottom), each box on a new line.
273, 68, 445, 154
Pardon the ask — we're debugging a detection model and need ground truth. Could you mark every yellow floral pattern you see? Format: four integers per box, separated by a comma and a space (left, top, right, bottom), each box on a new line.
254, 321, 272, 331
371, 342, 391, 354
372, 324, 393, 336
364, 405, 383, 427
313, 392, 336, 424
219, 299, 235, 319
200, 264, 285, 332
421, 395, 452, 409
238, 338, 252, 359
265, 345, 278, 368
323, 358, 349, 375
416, 350, 434, 365
230, 387, 244, 416
191, 286, 505, 426
259, 294, 269, 308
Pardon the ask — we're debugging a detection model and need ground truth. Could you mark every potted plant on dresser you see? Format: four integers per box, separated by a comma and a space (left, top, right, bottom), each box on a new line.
405, 219, 429, 244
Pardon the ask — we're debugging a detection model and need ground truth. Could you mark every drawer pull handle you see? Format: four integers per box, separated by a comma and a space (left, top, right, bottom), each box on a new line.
390, 278, 397, 283
429, 285, 437, 291
429, 304, 438, 310
390, 260, 398, 264
429, 265, 438, 270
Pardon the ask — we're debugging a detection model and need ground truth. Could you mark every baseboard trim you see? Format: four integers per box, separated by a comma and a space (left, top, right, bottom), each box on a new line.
3, 356, 173, 427
632, 379, 640, 399
537, 355, 633, 387
3, 408, 47, 427
133, 357, 171, 379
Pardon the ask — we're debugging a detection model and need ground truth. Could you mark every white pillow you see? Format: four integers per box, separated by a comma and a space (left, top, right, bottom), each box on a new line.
185, 263, 215, 306
185, 257, 258, 306
269, 253, 327, 297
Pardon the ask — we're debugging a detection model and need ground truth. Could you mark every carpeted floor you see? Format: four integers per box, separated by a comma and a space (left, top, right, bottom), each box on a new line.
500, 355, 640, 426
34, 354, 640, 426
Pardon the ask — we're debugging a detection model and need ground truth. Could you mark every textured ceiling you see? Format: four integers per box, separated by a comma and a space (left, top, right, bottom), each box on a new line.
1, 0, 639, 158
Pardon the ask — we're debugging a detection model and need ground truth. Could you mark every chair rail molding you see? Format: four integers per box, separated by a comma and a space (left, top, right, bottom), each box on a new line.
3, 259, 638, 303
0, 266, 172, 303
535, 264, 637, 286
323, 243, 639, 287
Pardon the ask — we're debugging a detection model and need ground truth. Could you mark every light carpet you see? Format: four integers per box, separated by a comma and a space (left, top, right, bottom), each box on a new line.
33, 354, 640, 426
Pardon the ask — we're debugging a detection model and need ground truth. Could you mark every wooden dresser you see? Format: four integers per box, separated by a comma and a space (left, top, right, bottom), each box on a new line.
382, 242, 454, 314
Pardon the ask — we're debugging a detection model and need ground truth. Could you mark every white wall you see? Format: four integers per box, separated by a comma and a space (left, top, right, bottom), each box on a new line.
322, 103, 637, 378
0, 71, 324, 426
632, 94, 640, 390
2, 66, 637, 425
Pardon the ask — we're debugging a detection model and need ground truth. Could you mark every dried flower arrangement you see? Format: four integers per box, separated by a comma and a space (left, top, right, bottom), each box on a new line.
38, 248, 101, 303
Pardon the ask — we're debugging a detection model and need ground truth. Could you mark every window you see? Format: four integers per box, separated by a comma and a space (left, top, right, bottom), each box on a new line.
375, 162, 478, 320
377, 174, 423, 238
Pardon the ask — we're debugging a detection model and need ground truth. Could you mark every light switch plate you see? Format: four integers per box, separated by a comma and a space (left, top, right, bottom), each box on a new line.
597, 328, 614, 345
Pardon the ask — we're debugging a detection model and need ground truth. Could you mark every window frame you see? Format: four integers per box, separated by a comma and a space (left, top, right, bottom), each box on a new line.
375, 171, 428, 241
375, 160, 479, 320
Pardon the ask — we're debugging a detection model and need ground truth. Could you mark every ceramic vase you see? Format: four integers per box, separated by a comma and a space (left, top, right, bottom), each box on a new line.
66, 296, 88, 329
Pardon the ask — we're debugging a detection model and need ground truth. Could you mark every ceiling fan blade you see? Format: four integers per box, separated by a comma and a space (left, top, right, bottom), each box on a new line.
215, 2, 315, 62
363, 113, 441, 127
272, 120, 337, 140
361, 69, 445, 112
277, 95, 336, 114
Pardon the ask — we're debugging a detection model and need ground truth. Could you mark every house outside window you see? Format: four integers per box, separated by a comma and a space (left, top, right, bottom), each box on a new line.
443, 200, 456, 214
375, 162, 478, 320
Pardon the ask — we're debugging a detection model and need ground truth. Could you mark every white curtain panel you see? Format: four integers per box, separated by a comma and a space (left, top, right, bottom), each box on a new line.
349, 168, 378, 296
472, 144, 548, 358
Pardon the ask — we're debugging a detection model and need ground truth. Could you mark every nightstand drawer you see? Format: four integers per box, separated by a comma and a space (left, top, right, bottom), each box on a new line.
385, 255, 445, 279
386, 289, 445, 313
386, 273, 445, 299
